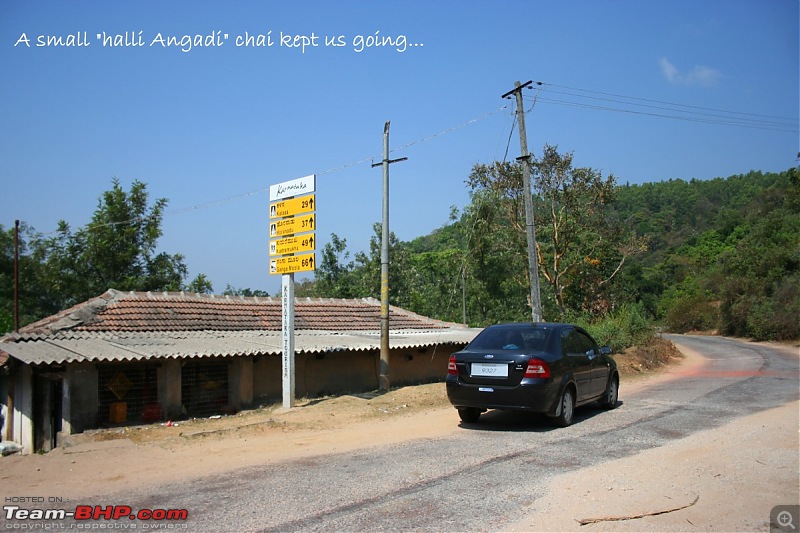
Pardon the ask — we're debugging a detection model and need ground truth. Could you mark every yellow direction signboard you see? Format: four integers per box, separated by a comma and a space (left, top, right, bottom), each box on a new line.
270, 234, 315, 256
270, 194, 315, 219
270, 253, 316, 274
269, 213, 315, 238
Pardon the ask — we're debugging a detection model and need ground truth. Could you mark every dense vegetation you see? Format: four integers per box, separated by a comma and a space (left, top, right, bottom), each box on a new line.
296, 159, 799, 343
0, 179, 211, 333
2, 156, 798, 345
613, 168, 799, 340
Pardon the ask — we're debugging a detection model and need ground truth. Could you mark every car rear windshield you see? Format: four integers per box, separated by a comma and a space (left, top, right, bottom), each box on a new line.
468, 325, 552, 351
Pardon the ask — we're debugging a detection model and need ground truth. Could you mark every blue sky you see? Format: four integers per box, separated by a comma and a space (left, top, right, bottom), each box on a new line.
1, 0, 797, 296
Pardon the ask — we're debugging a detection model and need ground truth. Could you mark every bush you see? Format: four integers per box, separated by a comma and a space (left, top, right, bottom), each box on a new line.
664, 294, 719, 333
0, 311, 12, 336
746, 275, 800, 340
580, 304, 656, 352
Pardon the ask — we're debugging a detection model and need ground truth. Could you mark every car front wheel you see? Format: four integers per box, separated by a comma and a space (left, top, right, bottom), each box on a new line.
552, 388, 575, 427
457, 407, 481, 423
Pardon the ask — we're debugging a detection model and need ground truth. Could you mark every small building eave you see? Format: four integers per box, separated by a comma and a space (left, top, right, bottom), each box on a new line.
0, 327, 482, 366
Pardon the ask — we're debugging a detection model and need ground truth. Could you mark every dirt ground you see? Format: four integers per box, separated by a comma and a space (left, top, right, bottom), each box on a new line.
1, 337, 798, 532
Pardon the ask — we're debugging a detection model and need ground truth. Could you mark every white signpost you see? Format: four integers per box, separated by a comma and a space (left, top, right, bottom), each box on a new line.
269, 174, 316, 409
269, 174, 315, 202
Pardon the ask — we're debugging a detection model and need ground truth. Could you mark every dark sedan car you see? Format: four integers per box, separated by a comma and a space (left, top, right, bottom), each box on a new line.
446, 322, 619, 426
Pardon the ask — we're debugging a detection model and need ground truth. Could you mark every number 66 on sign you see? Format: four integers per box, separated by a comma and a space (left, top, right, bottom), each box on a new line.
270, 253, 316, 274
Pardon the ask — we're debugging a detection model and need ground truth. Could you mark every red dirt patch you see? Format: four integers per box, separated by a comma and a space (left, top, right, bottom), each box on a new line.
614, 335, 684, 377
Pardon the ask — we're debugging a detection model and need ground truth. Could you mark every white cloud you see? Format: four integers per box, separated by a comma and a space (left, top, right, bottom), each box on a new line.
659, 57, 680, 83
659, 57, 722, 87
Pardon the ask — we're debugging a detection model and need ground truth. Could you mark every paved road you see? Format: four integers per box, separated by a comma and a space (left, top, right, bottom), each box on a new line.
34, 336, 800, 531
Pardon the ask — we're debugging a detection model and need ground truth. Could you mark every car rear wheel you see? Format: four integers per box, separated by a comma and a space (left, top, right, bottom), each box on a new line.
552, 388, 575, 427
457, 407, 481, 423
600, 375, 619, 410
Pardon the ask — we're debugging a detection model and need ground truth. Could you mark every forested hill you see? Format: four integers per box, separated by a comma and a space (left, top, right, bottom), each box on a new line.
403, 168, 798, 339
608, 168, 799, 340
613, 170, 794, 252
303, 163, 797, 341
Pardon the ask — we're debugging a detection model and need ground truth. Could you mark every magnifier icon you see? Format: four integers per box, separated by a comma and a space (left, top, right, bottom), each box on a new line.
778, 510, 796, 530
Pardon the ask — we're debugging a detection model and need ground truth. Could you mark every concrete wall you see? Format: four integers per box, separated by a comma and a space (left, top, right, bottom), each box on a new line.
251, 351, 379, 403
298, 350, 378, 398
388, 346, 455, 386
252, 344, 463, 402
228, 357, 254, 410
11, 364, 33, 453
253, 355, 281, 402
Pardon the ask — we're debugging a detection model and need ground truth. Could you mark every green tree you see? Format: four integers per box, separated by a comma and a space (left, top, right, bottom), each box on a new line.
37, 179, 194, 309
716, 207, 800, 339
0, 222, 57, 332
612, 168, 799, 339
304, 226, 420, 307
458, 187, 531, 323
466, 146, 645, 317
532, 145, 647, 314
312, 233, 358, 298
186, 274, 214, 294
222, 285, 271, 297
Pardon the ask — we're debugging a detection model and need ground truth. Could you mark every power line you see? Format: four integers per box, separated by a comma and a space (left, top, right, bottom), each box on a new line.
502, 113, 517, 162
534, 95, 798, 132
545, 82, 794, 121
388, 105, 510, 154
444, 96, 539, 325
436, 78, 798, 326
25, 79, 797, 241
525, 81, 798, 132
33, 105, 510, 237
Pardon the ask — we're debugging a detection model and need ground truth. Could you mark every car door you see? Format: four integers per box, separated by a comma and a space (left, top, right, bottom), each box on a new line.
560, 328, 594, 402
574, 328, 611, 398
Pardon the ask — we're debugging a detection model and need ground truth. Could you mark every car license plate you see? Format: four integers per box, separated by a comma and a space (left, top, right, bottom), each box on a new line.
471, 363, 508, 377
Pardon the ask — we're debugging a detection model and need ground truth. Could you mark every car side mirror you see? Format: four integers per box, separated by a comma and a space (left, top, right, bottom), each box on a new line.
600, 345, 612, 355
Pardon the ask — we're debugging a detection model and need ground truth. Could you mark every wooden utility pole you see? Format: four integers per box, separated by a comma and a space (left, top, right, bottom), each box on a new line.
372, 121, 406, 390
502, 81, 543, 322
14, 219, 20, 332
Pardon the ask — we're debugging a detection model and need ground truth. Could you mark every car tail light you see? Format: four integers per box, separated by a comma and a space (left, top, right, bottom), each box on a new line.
448, 354, 458, 375
524, 357, 551, 379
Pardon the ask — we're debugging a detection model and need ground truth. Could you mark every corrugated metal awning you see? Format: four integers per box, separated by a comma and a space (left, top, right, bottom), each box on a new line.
0, 328, 481, 365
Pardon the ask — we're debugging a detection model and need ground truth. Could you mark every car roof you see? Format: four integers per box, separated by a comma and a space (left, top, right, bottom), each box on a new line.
485, 322, 575, 330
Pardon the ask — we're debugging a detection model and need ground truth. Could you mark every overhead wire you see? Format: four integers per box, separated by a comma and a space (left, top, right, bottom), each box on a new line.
502, 112, 518, 162
426, 76, 798, 325
525, 82, 798, 132
440, 92, 534, 326
546, 82, 793, 122
30, 78, 796, 313
34, 105, 510, 237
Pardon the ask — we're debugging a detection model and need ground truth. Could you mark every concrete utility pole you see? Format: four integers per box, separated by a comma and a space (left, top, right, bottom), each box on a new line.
372, 121, 406, 390
281, 273, 295, 408
502, 80, 543, 322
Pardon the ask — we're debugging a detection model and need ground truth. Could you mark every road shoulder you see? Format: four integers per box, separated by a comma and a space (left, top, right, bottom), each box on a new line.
504, 337, 800, 532
504, 399, 799, 532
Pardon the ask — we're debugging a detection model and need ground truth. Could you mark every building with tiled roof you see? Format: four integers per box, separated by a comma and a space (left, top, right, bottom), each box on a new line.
0, 289, 481, 453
